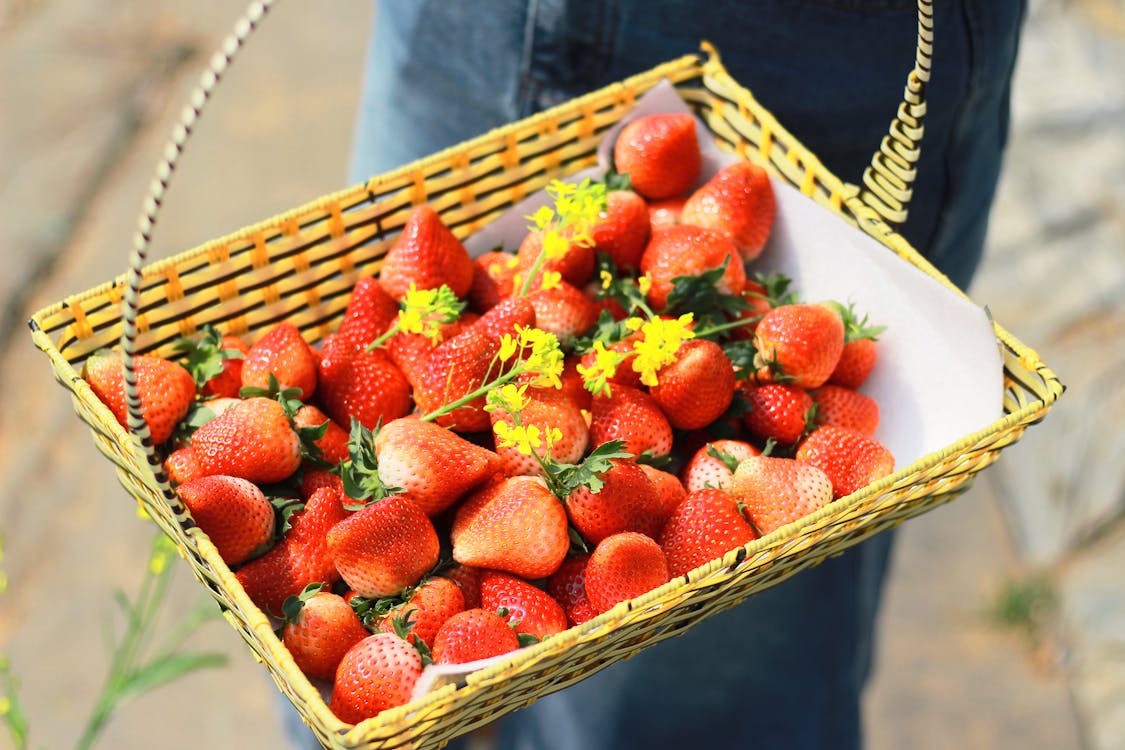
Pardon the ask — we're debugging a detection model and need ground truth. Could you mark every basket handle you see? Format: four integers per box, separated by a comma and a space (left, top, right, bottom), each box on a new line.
121, 1, 274, 500
858, 0, 934, 227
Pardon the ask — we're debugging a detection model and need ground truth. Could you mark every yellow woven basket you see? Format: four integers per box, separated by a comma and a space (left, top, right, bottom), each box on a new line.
28, 1, 1063, 748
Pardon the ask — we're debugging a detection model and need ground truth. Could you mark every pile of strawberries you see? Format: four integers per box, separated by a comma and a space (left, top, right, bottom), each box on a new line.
83, 111, 894, 724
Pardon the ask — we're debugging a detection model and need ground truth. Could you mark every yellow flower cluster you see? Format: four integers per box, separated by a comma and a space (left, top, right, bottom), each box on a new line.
498, 325, 565, 389
627, 313, 695, 387
576, 340, 627, 397
398, 284, 463, 344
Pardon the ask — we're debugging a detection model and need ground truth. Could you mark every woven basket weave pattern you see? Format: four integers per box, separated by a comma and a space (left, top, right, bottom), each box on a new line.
30, 38, 1061, 750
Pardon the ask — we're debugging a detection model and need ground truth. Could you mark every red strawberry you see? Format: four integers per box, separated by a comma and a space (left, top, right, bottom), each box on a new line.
546, 554, 597, 627
590, 190, 651, 272
727, 454, 835, 534
565, 458, 664, 545
527, 281, 599, 347
559, 354, 594, 413
680, 160, 776, 262
588, 384, 673, 459
316, 343, 413, 431
431, 608, 521, 665
451, 476, 570, 580
333, 276, 400, 353
83, 350, 196, 446
649, 338, 735, 430
377, 576, 465, 648
726, 272, 796, 340
827, 302, 885, 389
811, 384, 880, 436
236, 484, 349, 616
648, 196, 685, 232
412, 326, 500, 432
479, 570, 568, 640
795, 424, 895, 498
516, 229, 596, 289
444, 564, 485, 610
741, 382, 817, 446
577, 337, 643, 392
240, 322, 318, 400
165, 446, 203, 486
468, 250, 520, 313
490, 386, 588, 477
383, 312, 474, 390
330, 633, 424, 722
470, 294, 537, 340
327, 493, 441, 598
658, 488, 759, 577
174, 327, 249, 399
378, 204, 475, 300
613, 113, 701, 200
639, 225, 746, 310
752, 303, 845, 389
176, 475, 274, 566
584, 532, 670, 614
282, 585, 370, 682
680, 439, 761, 493
298, 466, 344, 501
293, 404, 350, 466
638, 464, 688, 529
191, 396, 302, 484
373, 415, 503, 517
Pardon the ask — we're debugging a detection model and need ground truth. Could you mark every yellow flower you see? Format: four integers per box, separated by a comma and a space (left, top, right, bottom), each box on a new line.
540, 270, 563, 291
485, 382, 530, 415
527, 205, 556, 232
637, 274, 653, 297
600, 269, 614, 290
398, 284, 462, 344
631, 314, 695, 387
498, 333, 519, 362
517, 326, 564, 389
542, 229, 570, 261
493, 420, 543, 456
576, 340, 625, 397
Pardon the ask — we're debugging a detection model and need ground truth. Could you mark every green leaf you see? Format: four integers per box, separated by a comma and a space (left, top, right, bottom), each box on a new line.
706, 444, 741, 474
748, 271, 798, 309
543, 440, 632, 499
281, 583, 324, 624
600, 167, 633, 193
572, 309, 634, 355
662, 255, 750, 332
336, 420, 403, 507
517, 633, 542, 648
722, 338, 759, 380
114, 652, 227, 700
270, 496, 305, 538
173, 324, 231, 388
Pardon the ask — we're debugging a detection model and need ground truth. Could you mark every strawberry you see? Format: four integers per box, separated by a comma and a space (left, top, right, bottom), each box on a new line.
236, 484, 349, 616
327, 493, 441, 598
431, 608, 521, 665
613, 113, 701, 200
658, 488, 759, 577
559, 354, 594, 413
727, 454, 835, 535
444, 564, 485, 610
378, 204, 475, 300
527, 281, 599, 347
590, 190, 651, 272
577, 337, 643, 392
176, 474, 274, 566
373, 415, 503, 517
330, 632, 424, 723
795, 424, 895, 498
315, 343, 413, 431
680, 439, 761, 493
546, 554, 597, 627
468, 250, 520, 313
638, 463, 688, 529
83, 350, 196, 446
726, 272, 796, 340
470, 294, 538, 340
827, 302, 886, 389
639, 225, 746, 311
584, 532, 670, 614
333, 276, 400, 353
516, 229, 596, 289
680, 160, 776, 262
811, 384, 880, 436
298, 466, 344, 501
588, 384, 673, 459
174, 326, 249, 399
383, 313, 474, 390
741, 382, 817, 446
752, 302, 845, 389
489, 386, 588, 478
376, 575, 465, 648
293, 404, 350, 466
281, 584, 370, 682
165, 446, 203, 486
479, 570, 568, 640
649, 338, 735, 430
564, 458, 664, 545
647, 196, 685, 232
191, 396, 302, 484
240, 322, 318, 400
451, 476, 570, 580
412, 326, 500, 433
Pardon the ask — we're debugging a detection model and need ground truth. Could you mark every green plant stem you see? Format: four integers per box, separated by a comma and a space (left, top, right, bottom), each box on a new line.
419, 366, 523, 423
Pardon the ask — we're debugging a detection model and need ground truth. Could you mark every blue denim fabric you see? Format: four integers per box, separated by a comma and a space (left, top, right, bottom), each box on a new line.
282, 3, 1027, 749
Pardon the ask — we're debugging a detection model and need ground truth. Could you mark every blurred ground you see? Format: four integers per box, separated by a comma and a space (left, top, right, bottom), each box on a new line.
1, 1, 1121, 749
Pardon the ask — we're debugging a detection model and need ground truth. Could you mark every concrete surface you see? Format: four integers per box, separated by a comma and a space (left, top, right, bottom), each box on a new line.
0, 1, 1121, 749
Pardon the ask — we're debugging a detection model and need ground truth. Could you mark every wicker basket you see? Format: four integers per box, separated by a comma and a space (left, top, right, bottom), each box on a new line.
28, 1, 1063, 748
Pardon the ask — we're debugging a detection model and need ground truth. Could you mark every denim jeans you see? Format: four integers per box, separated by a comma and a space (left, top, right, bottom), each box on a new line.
285, 2, 1026, 748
